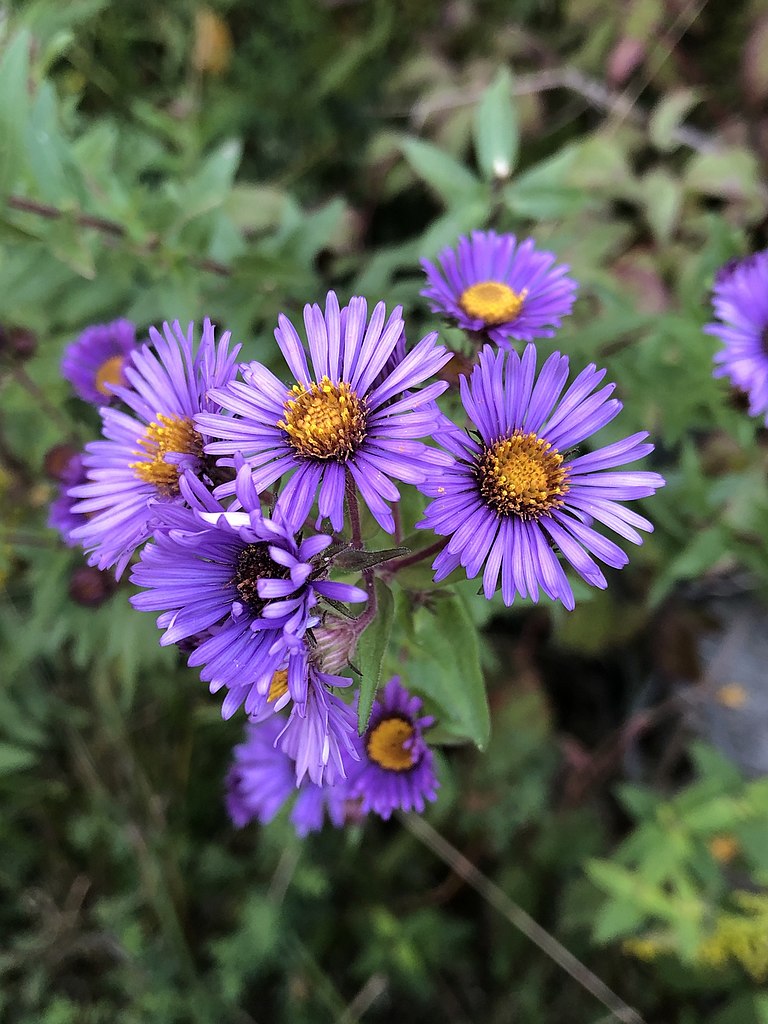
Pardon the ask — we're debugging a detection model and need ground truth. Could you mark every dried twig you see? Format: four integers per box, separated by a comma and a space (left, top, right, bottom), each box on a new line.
401, 813, 646, 1024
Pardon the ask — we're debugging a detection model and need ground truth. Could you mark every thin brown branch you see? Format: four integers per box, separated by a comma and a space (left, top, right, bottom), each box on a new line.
5, 195, 232, 277
406, 66, 716, 155
400, 813, 646, 1024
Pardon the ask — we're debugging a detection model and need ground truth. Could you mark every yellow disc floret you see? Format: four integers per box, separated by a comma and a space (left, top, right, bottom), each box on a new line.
278, 376, 367, 460
477, 430, 570, 518
95, 354, 127, 397
367, 716, 416, 772
130, 414, 203, 495
268, 669, 289, 704
459, 281, 527, 326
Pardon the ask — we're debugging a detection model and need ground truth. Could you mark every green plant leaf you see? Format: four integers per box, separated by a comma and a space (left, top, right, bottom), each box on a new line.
0, 742, 38, 775
649, 88, 701, 152
357, 578, 395, 734
473, 67, 518, 180
0, 31, 32, 195
409, 591, 491, 749
401, 137, 483, 208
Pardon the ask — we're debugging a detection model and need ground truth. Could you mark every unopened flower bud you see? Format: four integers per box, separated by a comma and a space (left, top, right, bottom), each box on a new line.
313, 615, 358, 673
0, 325, 37, 362
68, 565, 118, 607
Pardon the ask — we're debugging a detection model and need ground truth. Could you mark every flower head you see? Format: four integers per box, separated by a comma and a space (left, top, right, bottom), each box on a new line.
225, 716, 358, 836
69, 320, 240, 577
421, 231, 577, 348
420, 345, 665, 609
273, 654, 361, 785
130, 464, 366, 720
61, 318, 139, 404
706, 250, 768, 423
350, 678, 438, 820
48, 450, 89, 546
196, 291, 452, 535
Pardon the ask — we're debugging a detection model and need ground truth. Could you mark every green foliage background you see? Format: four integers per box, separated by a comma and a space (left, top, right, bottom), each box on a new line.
3, 1, 768, 1021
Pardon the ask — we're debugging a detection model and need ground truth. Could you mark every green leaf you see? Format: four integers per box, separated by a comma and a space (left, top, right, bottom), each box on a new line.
0, 32, 32, 195
173, 139, 243, 226
357, 579, 395, 734
334, 547, 409, 571
409, 592, 491, 749
685, 147, 762, 204
503, 144, 589, 219
640, 168, 682, 245
0, 742, 38, 775
24, 81, 85, 205
592, 898, 647, 943
649, 88, 701, 152
473, 67, 518, 180
401, 137, 483, 208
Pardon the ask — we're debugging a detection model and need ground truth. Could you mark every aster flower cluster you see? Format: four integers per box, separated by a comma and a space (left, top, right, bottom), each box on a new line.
49, 229, 668, 835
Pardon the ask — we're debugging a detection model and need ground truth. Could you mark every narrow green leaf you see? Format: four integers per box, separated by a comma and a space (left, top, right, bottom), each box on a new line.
334, 546, 409, 570
0, 32, 32, 195
357, 579, 395, 734
473, 67, 518, 180
649, 88, 700, 152
401, 137, 482, 208
174, 139, 243, 226
0, 742, 38, 775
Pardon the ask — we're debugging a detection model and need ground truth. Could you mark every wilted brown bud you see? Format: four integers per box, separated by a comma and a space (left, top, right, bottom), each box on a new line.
192, 9, 233, 76
0, 325, 37, 362
439, 351, 474, 387
44, 444, 80, 482
68, 565, 118, 607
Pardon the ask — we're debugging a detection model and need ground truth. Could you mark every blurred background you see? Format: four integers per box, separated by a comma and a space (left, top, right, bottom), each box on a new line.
3, 0, 768, 1021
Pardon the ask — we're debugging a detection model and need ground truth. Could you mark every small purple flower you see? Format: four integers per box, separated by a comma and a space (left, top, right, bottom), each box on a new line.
196, 291, 453, 535
420, 345, 665, 609
130, 464, 366, 720
706, 250, 768, 424
350, 678, 438, 820
275, 662, 361, 785
61, 318, 139, 404
421, 230, 577, 348
226, 716, 295, 828
226, 715, 361, 836
69, 320, 240, 577
48, 451, 88, 546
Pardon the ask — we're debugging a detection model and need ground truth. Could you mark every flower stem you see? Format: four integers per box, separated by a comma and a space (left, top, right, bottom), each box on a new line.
345, 472, 363, 550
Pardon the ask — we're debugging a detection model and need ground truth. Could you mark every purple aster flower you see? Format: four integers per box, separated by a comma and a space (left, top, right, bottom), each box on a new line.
420, 345, 665, 610
61, 318, 139, 404
69, 320, 240, 577
130, 464, 366, 720
705, 250, 768, 424
196, 291, 453, 535
349, 678, 438, 820
225, 716, 359, 836
421, 230, 577, 348
275, 660, 361, 785
226, 716, 295, 827
48, 451, 89, 546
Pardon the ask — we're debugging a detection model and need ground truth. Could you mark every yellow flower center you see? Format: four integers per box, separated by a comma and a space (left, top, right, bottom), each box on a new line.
476, 431, 570, 518
459, 281, 527, 326
268, 669, 289, 704
130, 414, 203, 495
367, 716, 416, 772
277, 377, 367, 460
94, 354, 127, 396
